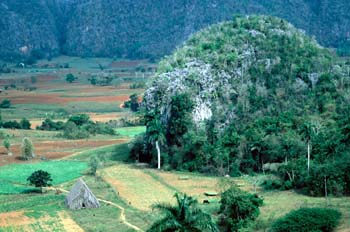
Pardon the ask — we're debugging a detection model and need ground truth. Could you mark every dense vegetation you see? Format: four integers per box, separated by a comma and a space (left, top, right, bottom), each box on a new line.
219, 186, 263, 231
2, 0, 350, 61
271, 208, 341, 232
135, 15, 350, 196
37, 114, 116, 139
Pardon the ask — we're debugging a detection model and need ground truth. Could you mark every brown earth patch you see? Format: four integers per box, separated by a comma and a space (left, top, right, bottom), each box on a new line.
0, 211, 34, 227
0, 139, 125, 166
0, 75, 58, 86
3, 91, 129, 104
88, 112, 128, 122
110, 61, 141, 68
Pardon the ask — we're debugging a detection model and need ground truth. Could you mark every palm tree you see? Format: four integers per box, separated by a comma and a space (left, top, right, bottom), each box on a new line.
300, 120, 321, 174
147, 117, 165, 169
147, 193, 218, 232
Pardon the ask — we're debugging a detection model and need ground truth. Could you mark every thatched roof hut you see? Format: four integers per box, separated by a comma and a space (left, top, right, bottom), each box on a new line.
65, 179, 100, 210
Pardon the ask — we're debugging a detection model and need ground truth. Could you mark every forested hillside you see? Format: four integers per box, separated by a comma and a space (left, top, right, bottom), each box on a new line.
1, 0, 350, 61
138, 15, 350, 196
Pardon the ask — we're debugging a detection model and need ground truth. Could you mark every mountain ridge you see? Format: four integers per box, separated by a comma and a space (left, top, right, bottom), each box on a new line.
1, 0, 350, 61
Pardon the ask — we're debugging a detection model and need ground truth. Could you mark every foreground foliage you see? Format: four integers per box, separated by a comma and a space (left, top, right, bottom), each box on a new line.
148, 193, 218, 232
271, 207, 341, 232
219, 186, 263, 231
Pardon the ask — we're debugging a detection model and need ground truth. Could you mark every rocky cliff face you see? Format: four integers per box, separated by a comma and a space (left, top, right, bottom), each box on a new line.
1, 0, 350, 60
143, 15, 334, 131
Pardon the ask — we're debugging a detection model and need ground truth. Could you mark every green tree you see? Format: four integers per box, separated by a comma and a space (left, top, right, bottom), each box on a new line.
167, 93, 194, 146
65, 73, 76, 83
68, 114, 90, 126
89, 156, 100, 176
21, 137, 34, 160
148, 193, 218, 232
219, 186, 263, 231
3, 138, 11, 156
27, 170, 52, 193
0, 99, 11, 108
20, 118, 31, 130
129, 93, 140, 112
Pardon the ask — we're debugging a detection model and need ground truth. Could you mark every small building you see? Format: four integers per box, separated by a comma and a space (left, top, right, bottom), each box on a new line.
65, 179, 100, 210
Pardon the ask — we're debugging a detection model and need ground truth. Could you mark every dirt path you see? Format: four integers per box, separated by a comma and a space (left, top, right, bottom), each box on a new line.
48, 187, 143, 232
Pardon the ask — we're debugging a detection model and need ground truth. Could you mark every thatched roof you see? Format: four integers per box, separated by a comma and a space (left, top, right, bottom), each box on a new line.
65, 178, 100, 210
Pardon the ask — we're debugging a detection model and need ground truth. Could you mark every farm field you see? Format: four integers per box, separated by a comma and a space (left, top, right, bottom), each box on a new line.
0, 56, 153, 122
0, 142, 349, 231
0, 56, 156, 231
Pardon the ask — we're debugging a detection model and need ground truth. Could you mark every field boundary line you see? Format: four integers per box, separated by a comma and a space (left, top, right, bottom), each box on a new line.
61, 140, 129, 160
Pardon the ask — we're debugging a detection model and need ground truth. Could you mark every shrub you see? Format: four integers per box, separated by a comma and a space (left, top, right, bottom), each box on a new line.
68, 114, 91, 126
20, 118, 31, 130
271, 208, 341, 232
82, 122, 115, 135
21, 137, 34, 160
37, 118, 65, 131
261, 179, 283, 190
219, 186, 263, 231
65, 73, 76, 83
63, 121, 90, 139
123, 93, 140, 112
0, 99, 11, 108
2, 121, 21, 129
89, 156, 100, 176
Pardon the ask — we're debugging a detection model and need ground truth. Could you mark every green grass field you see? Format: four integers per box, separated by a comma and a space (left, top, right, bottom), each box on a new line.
116, 126, 145, 137
0, 161, 87, 194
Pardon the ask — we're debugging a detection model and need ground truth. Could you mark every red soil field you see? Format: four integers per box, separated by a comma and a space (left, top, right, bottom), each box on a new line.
3, 91, 130, 104
110, 60, 141, 68
0, 75, 58, 85
0, 139, 127, 166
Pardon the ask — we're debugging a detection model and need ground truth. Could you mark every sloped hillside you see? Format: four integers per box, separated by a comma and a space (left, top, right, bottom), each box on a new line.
141, 16, 350, 197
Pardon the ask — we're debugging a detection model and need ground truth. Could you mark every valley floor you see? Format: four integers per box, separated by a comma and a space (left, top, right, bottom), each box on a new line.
0, 142, 349, 231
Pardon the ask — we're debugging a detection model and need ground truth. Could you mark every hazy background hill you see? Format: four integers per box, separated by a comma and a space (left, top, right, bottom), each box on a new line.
1, 0, 350, 61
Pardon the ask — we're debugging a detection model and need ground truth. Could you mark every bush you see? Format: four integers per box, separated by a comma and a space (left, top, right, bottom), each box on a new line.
219, 186, 263, 231
20, 118, 31, 130
261, 179, 283, 191
65, 73, 76, 83
0, 99, 11, 108
82, 122, 115, 135
2, 118, 31, 130
63, 122, 89, 139
271, 208, 341, 232
21, 137, 34, 160
68, 114, 91, 126
37, 118, 65, 131
2, 121, 21, 129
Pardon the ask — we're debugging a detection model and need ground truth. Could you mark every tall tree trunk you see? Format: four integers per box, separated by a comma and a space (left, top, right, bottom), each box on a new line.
307, 141, 310, 175
156, 140, 161, 169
